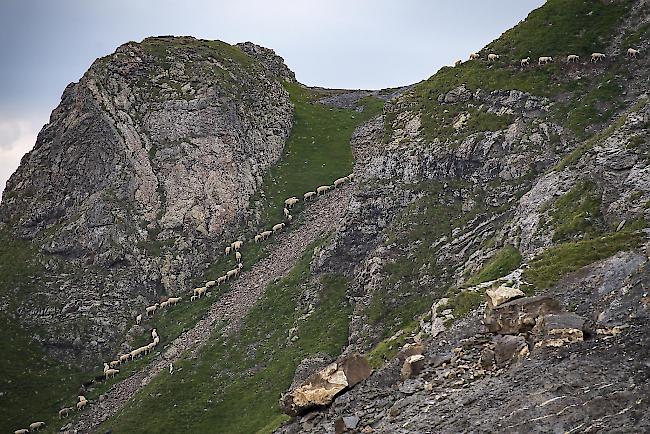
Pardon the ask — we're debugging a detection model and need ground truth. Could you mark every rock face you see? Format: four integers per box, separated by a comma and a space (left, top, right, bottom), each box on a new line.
483, 296, 562, 334
0, 37, 293, 362
280, 353, 371, 416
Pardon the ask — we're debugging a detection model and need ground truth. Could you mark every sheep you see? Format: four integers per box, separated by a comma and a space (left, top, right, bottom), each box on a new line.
284, 197, 299, 208
520, 57, 530, 67
591, 52, 606, 62
254, 234, 262, 243
225, 246, 231, 256
78, 395, 87, 402
190, 294, 198, 301
59, 407, 73, 419
15, 429, 29, 434
235, 251, 242, 263
347, 173, 354, 180
316, 185, 331, 195
144, 342, 155, 354
538, 56, 553, 65
28, 422, 45, 432
119, 354, 130, 364
159, 299, 170, 309
261, 230, 272, 240
567, 54, 579, 63
103, 362, 110, 373
152, 328, 158, 339
469, 52, 480, 60
76, 399, 88, 410
333, 177, 347, 188
217, 275, 227, 285
454, 59, 462, 67
135, 314, 142, 325
167, 297, 181, 306
169, 363, 174, 375
488, 53, 499, 61
153, 336, 160, 346
105, 368, 119, 379
232, 240, 243, 250
272, 222, 285, 233
145, 303, 159, 316
129, 348, 143, 360
226, 269, 238, 281
627, 48, 640, 58
304, 191, 316, 201
287, 214, 293, 222
206, 280, 216, 288
238, 262, 243, 269
194, 286, 207, 298
109, 360, 120, 368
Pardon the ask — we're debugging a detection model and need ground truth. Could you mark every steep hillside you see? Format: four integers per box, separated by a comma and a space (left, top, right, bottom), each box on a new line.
3, 0, 650, 433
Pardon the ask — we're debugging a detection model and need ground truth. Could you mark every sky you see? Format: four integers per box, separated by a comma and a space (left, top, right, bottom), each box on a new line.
0, 0, 544, 195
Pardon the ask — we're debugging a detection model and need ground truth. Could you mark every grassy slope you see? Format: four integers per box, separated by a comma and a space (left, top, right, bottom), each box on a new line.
102, 241, 351, 433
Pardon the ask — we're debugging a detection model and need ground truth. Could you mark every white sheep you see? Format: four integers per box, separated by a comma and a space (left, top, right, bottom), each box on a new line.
217, 275, 227, 285
29, 422, 45, 432
567, 54, 579, 63
283, 207, 290, 219
284, 197, 299, 208
153, 336, 160, 346
167, 297, 181, 306
193, 286, 207, 298
78, 395, 87, 402
152, 328, 158, 339
254, 234, 262, 243
469, 52, 480, 60
109, 360, 120, 369
286, 214, 293, 222
105, 368, 119, 379
333, 177, 347, 188
58, 407, 73, 419
347, 173, 354, 180
261, 230, 272, 240
272, 222, 285, 233
304, 191, 316, 201
15, 429, 29, 434
190, 294, 198, 301
520, 57, 530, 67
454, 59, 462, 67
144, 342, 155, 354
232, 240, 243, 250
159, 300, 170, 309
129, 348, 143, 360
538, 56, 553, 65
225, 246, 231, 256
119, 354, 130, 364
206, 280, 216, 288
145, 303, 159, 316
316, 185, 331, 195
103, 362, 109, 373
591, 52, 606, 62
235, 251, 242, 263
488, 53, 499, 61
627, 48, 640, 58
226, 269, 238, 281
135, 314, 142, 325
76, 399, 88, 410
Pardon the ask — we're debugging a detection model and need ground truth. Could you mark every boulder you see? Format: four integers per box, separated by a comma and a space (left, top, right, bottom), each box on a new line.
533, 313, 586, 348
280, 353, 371, 416
397, 343, 424, 361
335, 415, 360, 433
400, 354, 425, 380
493, 335, 529, 367
486, 285, 525, 308
484, 296, 562, 334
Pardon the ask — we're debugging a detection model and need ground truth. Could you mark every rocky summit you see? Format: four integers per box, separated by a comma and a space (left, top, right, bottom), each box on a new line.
1, 1, 650, 433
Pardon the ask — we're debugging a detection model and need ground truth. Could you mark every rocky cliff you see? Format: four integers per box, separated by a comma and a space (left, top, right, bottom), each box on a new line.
0, 36, 293, 362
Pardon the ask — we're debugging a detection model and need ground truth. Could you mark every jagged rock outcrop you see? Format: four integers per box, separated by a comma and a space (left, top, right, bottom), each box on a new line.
0, 36, 293, 362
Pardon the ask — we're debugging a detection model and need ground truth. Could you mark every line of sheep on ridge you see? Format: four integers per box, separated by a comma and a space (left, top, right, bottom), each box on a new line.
460, 47, 641, 69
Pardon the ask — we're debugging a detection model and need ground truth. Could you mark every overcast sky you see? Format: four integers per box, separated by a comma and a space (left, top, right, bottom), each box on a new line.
0, 0, 544, 195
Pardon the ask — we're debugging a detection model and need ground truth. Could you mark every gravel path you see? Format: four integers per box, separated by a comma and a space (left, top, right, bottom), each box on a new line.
68, 185, 352, 433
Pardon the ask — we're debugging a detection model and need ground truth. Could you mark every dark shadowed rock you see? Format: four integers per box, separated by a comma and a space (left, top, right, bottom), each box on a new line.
533, 312, 586, 348
493, 334, 528, 367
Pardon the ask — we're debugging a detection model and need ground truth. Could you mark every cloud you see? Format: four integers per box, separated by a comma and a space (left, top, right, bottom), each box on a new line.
0, 114, 41, 196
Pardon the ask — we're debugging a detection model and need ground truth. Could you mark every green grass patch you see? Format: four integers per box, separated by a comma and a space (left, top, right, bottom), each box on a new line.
101, 240, 352, 433
466, 245, 522, 286
524, 229, 647, 289
549, 181, 603, 242
253, 83, 384, 225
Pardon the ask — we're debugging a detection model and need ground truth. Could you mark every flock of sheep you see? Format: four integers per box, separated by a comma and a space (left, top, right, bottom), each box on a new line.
458, 47, 641, 67
14, 173, 353, 433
